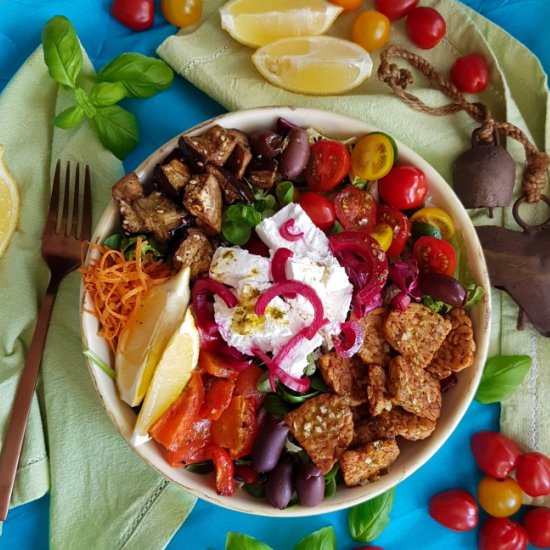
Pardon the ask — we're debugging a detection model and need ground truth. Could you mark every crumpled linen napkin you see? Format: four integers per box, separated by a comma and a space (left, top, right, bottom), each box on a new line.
157, 0, 550, 505
0, 46, 196, 545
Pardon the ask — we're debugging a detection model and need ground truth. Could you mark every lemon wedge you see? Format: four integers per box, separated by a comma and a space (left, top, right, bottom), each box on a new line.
252, 36, 373, 95
0, 145, 20, 259
115, 267, 191, 407
220, 0, 343, 48
132, 308, 200, 446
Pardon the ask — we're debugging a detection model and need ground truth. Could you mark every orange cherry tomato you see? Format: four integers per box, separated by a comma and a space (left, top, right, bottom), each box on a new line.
477, 476, 523, 518
351, 10, 391, 52
161, 0, 202, 27
329, 0, 363, 11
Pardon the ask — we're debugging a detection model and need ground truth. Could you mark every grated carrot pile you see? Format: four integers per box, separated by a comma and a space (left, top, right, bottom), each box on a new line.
80, 237, 174, 352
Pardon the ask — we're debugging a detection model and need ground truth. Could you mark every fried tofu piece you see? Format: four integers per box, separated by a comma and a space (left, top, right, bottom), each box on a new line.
172, 229, 215, 280
427, 308, 476, 379
384, 303, 452, 368
340, 439, 400, 487
317, 353, 369, 406
285, 394, 353, 474
183, 173, 223, 234
154, 159, 191, 201
357, 307, 391, 366
388, 356, 442, 422
367, 365, 393, 416
376, 407, 436, 441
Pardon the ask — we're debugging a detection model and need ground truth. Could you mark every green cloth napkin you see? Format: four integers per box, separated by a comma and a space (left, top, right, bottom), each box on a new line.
158, 0, 550, 506
0, 46, 196, 546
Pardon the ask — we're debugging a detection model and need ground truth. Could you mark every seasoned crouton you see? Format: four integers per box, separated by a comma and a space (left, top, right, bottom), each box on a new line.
285, 394, 353, 474
388, 356, 442, 422
183, 173, 223, 234
172, 229, 215, 280
427, 308, 476, 379
366, 365, 393, 416
340, 439, 400, 486
384, 303, 452, 368
153, 159, 191, 202
356, 307, 391, 366
352, 418, 383, 447
317, 353, 369, 406
376, 407, 436, 441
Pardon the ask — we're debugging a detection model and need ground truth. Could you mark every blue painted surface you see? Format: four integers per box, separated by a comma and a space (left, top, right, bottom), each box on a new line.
0, 1, 548, 548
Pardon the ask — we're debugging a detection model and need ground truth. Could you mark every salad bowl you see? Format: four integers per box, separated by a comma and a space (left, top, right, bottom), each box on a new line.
80, 106, 491, 516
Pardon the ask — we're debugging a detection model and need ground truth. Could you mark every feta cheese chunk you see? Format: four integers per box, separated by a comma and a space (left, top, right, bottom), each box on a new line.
210, 246, 270, 288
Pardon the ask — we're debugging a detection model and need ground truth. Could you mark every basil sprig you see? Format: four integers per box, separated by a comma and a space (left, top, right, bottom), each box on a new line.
475, 355, 532, 404
225, 527, 337, 550
42, 16, 173, 159
349, 487, 396, 542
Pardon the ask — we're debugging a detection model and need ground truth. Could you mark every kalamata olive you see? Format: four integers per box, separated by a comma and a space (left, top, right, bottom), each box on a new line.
265, 455, 294, 509
421, 272, 467, 307
248, 130, 283, 158
280, 127, 310, 180
295, 463, 325, 507
277, 117, 298, 135
251, 415, 290, 473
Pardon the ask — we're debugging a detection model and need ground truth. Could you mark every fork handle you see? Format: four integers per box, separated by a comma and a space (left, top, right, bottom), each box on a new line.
0, 274, 61, 521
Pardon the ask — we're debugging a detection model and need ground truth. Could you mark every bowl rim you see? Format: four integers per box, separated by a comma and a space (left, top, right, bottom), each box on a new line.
80, 105, 492, 517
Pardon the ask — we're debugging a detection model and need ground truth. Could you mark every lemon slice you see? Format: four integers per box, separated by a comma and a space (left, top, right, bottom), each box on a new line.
220, 0, 343, 48
252, 36, 373, 95
115, 267, 191, 407
132, 308, 200, 446
0, 145, 20, 259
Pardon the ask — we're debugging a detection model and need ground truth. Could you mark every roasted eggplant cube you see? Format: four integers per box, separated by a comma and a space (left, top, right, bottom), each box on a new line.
172, 229, 215, 280
245, 158, 278, 189
183, 173, 223, 234
153, 159, 191, 202
205, 163, 253, 204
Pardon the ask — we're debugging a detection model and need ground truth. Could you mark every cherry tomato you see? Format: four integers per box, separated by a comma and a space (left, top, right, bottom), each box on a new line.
351, 10, 391, 52
410, 207, 455, 240
351, 133, 394, 180
305, 140, 351, 192
470, 431, 523, 479
298, 192, 336, 232
450, 54, 490, 93
111, 0, 154, 31
329, 0, 362, 11
334, 186, 378, 233
406, 7, 446, 49
479, 518, 529, 550
413, 236, 457, 276
429, 489, 478, 531
161, 0, 202, 27
370, 223, 393, 252
478, 476, 523, 518
375, 0, 419, 20
378, 165, 427, 210
523, 507, 550, 548
377, 204, 411, 256
516, 452, 550, 497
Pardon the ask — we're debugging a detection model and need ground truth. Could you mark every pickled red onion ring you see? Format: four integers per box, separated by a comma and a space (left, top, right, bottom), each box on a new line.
252, 347, 311, 393
332, 320, 364, 358
279, 218, 303, 241
191, 278, 237, 335
271, 247, 293, 282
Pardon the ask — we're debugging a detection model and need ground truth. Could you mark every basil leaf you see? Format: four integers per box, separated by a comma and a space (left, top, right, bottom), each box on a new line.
89, 81, 127, 106
97, 53, 174, 98
262, 394, 291, 417
42, 15, 82, 88
74, 87, 96, 118
83, 349, 115, 379
225, 533, 273, 550
276, 181, 295, 206
324, 477, 337, 498
94, 105, 139, 160
54, 105, 85, 129
294, 526, 336, 550
349, 487, 395, 542
475, 355, 532, 404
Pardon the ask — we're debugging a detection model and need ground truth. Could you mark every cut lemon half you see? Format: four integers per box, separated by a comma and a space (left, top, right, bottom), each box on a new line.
220, 0, 343, 48
252, 36, 373, 95
132, 308, 200, 446
0, 145, 20, 259
115, 267, 191, 407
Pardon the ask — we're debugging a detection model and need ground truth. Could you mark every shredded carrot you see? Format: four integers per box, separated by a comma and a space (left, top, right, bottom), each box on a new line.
80, 237, 174, 352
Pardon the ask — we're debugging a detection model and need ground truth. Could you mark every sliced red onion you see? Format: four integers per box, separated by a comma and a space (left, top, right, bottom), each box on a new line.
389, 260, 422, 300
191, 278, 238, 335
216, 341, 253, 371
333, 320, 364, 358
279, 218, 303, 242
391, 291, 411, 312
271, 247, 293, 282
252, 347, 310, 393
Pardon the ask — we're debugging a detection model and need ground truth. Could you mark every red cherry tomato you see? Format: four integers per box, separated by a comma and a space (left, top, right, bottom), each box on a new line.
305, 140, 351, 192
111, 0, 155, 31
478, 476, 523, 518
479, 518, 529, 550
406, 7, 446, 49
413, 236, 457, 276
429, 489, 478, 531
377, 204, 411, 256
378, 165, 427, 210
334, 186, 378, 233
375, 0, 419, 21
298, 192, 336, 232
450, 54, 490, 93
470, 431, 523, 479
523, 507, 550, 548
516, 452, 550, 497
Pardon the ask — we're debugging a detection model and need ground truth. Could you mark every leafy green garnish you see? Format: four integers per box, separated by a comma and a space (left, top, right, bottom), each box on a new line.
225, 533, 273, 550
294, 527, 337, 550
329, 220, 344, 235
262, 394, 291, 417
324, 477, 337, 499
185, 461, 214, 474
349, 487, 396, 542
222, 204, 263, 245
256, 370, 272, 394
102, 234, 164, 260
465, 283, 485, 309
275, 181, 296, 206
279, 387, 320, 404
83, 349, 115, 379
244, 483, 266, 499
421, 295, 452, 314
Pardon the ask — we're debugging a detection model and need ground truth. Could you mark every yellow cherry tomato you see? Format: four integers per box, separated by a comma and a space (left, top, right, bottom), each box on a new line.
478, 476, 523, 518
329, 0, 363, 11
410, 207, 455, 240
370, 223, 393, 252
161, 0, 202, 27
351, 10, 391, 52
351, 133, 394, 180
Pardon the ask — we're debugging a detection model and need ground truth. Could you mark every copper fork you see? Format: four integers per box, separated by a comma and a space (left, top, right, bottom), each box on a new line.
0, 161, 91, 520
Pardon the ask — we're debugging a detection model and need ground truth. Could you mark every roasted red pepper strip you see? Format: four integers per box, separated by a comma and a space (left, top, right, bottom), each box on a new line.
111, 0, 155, 31
200, 376, 236, 421
166, 418, 212, 466
210, 446, 236, 496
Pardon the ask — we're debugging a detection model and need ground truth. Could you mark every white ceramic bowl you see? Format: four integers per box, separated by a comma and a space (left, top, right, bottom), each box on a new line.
80, 107, 492, 517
